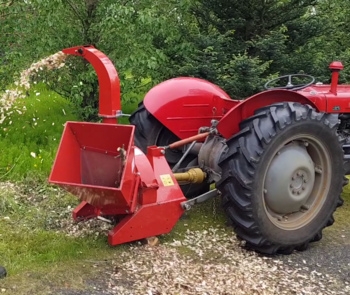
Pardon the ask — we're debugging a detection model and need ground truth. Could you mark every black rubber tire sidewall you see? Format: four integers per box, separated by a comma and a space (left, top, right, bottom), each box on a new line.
217, 102, 346, 254
252, 119, 343, 246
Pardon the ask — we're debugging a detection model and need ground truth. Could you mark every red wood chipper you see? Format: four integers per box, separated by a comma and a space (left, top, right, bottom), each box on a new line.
49, 45, 350, 255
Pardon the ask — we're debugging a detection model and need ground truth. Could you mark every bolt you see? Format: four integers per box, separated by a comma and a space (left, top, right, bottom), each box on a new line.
290, 184, 293, 188
304, 141, 309, 147
292, 190, 296, 194
264, 189, 267, 194
105, 151, 108, 154
292, 176, 295, 180
277, 152, 281, 156
125, 210, 129, 213
297, 191, 300, 195
297, 172, 301, 177
315, 166, 323, 174
303, 179, 307, 183
275, 215, 282, 221
302, 186, 306, 190
183, 204, 191, 210
301, 204, 309, 210
161, 150, 165, 154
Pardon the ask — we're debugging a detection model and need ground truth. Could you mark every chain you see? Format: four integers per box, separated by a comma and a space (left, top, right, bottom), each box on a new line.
211, 185, 218, 219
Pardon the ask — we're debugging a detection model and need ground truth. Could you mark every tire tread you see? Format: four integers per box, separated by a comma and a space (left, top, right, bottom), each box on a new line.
217, 102, 346, 254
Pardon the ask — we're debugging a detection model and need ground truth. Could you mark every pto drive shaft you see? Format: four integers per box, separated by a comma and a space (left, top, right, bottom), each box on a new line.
173, 168, 206, 184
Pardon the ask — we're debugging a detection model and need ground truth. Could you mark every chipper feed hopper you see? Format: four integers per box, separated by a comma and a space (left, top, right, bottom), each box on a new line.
50, 45, 350, 255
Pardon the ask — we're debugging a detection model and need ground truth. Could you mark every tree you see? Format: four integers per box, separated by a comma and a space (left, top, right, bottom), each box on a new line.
1, 0, 194, 120
1, 0, 350, 117
165, 0, 350, 99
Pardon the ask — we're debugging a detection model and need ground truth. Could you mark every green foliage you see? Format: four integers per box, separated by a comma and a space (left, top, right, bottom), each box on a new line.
0, 83, 77, 181
0, 0, 189, 119
2, 0, 350, 115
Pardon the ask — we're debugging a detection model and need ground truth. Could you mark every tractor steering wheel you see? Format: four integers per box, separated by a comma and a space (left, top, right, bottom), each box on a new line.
264, 74, 315, 91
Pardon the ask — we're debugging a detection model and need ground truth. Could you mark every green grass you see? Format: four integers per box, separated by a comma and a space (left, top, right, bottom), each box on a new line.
0, 181, 127, 294
0, 83, 78, 181
332, 178, 350, 224
0, 222, 110, 274
0, 84, 118, 292
0, 81, 179, 293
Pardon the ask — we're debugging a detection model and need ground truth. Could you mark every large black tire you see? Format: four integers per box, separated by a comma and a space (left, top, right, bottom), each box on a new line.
129, 102, 210, 198
217, 102, 346, 255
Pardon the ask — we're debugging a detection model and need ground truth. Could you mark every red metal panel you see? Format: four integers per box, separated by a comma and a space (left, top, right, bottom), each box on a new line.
326, 93, 350, 113
49, 122, 137, 211
73, 201, 96, 221
62, 45, 121, 124
134, 147, 158, 205
143, 77, 239, 139
108, 200, 185, 245
217, 89, 325, 139
108, 146, 186, 245
49, 122, 82, 184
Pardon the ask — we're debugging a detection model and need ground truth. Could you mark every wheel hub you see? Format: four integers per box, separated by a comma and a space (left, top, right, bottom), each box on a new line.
264, 143, 315, 214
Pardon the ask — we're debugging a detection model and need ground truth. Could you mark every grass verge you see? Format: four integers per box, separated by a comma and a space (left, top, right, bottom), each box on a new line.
0, 83, 77, 181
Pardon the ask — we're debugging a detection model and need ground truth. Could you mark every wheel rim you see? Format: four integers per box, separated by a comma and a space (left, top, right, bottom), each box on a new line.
263, 134, 331, 230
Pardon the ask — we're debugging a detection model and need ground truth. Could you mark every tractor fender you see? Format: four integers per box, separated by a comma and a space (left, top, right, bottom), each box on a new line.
143, 77, 239, 139
216, 89, 324, 139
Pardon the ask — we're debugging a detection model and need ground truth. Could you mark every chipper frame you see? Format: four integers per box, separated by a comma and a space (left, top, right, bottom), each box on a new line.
49, 46, 209, 245
50, 45, 349, 255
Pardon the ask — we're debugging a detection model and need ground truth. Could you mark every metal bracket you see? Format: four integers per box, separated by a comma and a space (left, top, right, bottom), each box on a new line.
343, 144, 350, 159
172, 141, 197, 173
180, 189, 220, 210
98, 110, 131, 119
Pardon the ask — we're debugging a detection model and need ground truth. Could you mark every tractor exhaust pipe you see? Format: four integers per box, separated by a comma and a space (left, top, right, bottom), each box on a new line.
329, 61, 344, 95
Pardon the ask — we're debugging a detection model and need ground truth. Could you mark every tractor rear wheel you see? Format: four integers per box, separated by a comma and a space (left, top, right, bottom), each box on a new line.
217, 102, 346, 255
129, 102, 210, 198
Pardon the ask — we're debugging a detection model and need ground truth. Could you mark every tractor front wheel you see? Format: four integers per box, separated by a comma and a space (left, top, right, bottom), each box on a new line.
217, 102, 346, 255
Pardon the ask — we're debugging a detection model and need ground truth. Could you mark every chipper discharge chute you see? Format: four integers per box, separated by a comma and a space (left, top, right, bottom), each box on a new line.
49, 44, 349, 255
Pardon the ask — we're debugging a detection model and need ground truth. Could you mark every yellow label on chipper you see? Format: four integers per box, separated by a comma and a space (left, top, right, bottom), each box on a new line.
160, 174, 174, 186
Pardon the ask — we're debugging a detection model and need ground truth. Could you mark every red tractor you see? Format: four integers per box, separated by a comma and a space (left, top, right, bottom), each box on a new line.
49, 45, 349, 255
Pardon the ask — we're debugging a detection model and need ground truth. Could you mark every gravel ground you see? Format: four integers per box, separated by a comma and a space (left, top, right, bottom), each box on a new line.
278, 226, 350, 290
2, 181, 349, 295
54, 224, 350, 295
